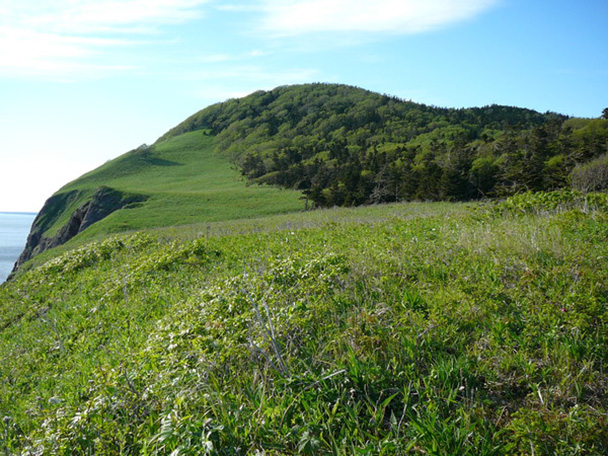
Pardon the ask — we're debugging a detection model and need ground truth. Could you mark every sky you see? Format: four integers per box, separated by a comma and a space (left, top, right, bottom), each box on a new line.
0, 0, 606, 213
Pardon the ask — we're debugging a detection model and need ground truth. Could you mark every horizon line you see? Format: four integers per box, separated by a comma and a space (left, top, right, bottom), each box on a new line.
0, 211, 38, 216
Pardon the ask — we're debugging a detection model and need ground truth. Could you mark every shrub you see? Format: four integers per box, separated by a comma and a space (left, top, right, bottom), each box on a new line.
570, 153, 608, 192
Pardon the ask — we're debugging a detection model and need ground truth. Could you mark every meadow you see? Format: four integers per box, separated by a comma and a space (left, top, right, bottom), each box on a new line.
1, 191, 606, 454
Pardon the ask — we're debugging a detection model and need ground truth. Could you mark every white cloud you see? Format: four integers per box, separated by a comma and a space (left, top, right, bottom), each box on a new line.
0, 0, 210, 77
194, 50, 269, 64
28, 0, 208, 34
259, 0, 499, 35
7, 0, 208, 32
0, 26, 139, 77
0, 0, 501, 78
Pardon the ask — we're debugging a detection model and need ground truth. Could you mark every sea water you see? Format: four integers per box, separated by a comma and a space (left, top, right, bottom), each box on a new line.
0, 212, 37, 283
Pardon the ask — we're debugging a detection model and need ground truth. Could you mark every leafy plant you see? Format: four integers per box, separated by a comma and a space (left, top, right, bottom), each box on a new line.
1, 197, 606, 454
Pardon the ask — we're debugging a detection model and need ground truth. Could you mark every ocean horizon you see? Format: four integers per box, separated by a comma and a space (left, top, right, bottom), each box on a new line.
0, 212, 37, 283
1, 211, 38, 215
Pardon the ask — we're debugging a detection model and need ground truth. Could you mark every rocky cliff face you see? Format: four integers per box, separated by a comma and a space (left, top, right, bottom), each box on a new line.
11, 187, 146, 274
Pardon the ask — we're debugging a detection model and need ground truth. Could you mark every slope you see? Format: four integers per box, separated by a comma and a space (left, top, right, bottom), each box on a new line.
1, 193, 606, 454
60, 131, 304, 232
14, 130, 304, 271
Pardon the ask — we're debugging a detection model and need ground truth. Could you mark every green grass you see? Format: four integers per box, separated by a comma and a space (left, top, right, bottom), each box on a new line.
39, 131, 304, 241
1, 193, 606, 454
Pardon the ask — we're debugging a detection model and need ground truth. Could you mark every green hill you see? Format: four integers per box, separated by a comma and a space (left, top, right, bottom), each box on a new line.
159, 83, 606, 205
1, 83, 607, 453
15, 83, 607, 272
60, 131, 303, 232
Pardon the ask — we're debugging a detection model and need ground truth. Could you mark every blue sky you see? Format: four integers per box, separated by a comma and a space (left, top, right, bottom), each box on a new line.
1, 0, 606, 212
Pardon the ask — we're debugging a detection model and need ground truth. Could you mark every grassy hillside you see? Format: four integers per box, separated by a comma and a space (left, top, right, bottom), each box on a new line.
14, 130, 304, 271
52, 131, 304, 238
5, 83, 607, 453
1, 191, 606, 454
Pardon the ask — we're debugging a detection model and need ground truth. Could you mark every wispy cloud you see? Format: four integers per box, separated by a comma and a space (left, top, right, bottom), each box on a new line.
26, 0, 208, 34
0, 0, 501, 80
193, 50, 270, 64
258, 0, 499, 36
0, 26, 138, 77
0, 0, 210, 77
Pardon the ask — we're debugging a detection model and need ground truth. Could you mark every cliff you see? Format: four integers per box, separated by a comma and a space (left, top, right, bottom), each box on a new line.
12, 186, 146, 274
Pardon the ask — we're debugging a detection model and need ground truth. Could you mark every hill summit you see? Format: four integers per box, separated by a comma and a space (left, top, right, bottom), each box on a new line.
161, 83, 606, 205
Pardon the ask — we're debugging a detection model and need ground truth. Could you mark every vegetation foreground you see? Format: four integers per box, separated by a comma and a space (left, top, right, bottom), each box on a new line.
1, 192, 607, 454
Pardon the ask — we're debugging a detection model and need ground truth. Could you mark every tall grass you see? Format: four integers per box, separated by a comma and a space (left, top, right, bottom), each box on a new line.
1, 193, 606, 454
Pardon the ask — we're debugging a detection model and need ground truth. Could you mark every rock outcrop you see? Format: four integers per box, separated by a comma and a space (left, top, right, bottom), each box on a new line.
11, 187, 146, 275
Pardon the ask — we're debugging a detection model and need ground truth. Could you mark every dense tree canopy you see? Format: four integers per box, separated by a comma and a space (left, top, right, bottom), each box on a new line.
162, 83, 607, 207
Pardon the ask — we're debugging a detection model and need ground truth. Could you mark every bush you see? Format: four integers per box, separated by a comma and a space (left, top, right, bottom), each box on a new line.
570, 153, 608, 192
496, 189, 608, 214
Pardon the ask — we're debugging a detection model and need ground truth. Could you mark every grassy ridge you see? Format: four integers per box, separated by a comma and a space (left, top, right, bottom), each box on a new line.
1, 193, 606, 454
39, 131, 304, 243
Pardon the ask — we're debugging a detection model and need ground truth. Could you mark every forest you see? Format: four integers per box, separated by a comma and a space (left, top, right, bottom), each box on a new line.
163, 83, 608, 207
